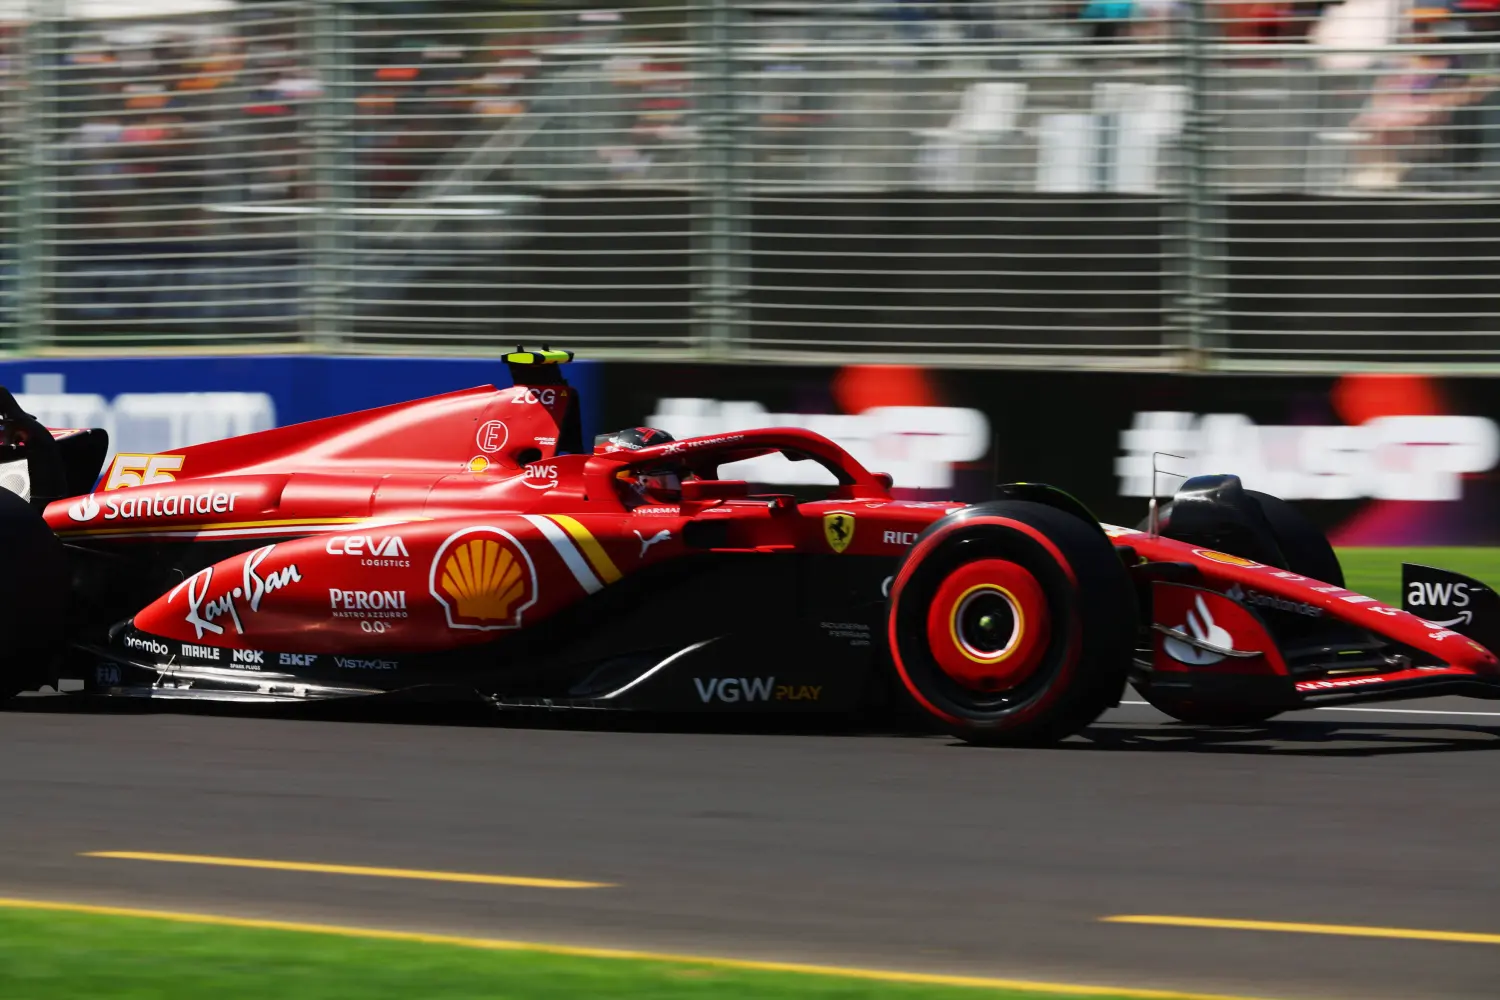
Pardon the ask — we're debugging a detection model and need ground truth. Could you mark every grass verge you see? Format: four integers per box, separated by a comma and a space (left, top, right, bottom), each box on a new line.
0, 905, 1255, 1000
1335, 547, 1500, 606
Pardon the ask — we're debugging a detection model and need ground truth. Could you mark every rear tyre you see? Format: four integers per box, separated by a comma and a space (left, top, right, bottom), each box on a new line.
886, 501, 1135, 746
0, 487, 67, 699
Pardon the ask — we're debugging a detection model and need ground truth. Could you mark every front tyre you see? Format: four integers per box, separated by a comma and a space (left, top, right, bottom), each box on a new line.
887, 501, 1135, 746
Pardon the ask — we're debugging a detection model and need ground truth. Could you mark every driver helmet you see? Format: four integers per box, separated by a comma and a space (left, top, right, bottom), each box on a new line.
594, 426, 680, 500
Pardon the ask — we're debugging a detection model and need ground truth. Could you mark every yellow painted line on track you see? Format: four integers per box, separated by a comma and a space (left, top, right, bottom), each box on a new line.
0, 897, 1283, 1000
82, 852, 612, 890
1105, 915, 1500, 946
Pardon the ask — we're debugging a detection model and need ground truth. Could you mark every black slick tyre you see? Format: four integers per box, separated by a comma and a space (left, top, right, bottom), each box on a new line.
886, 501, 1135, 746
0, 487, 67, 699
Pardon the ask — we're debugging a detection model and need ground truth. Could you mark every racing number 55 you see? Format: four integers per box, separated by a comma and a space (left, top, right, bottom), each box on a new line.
104, 454, 184, 491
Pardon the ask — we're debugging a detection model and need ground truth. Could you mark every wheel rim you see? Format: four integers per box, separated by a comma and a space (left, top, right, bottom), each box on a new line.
925, 558, 1051, 693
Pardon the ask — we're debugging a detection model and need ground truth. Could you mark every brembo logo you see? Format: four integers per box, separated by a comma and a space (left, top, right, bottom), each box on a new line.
124, 635, 169, 657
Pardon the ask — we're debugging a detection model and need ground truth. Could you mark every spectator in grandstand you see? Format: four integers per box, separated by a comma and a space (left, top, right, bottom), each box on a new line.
1344, 13, 1496, 187
1078, 0, 1134, 42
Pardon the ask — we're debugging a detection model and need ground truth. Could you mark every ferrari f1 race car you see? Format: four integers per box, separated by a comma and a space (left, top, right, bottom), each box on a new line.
1, 350, 1497, 745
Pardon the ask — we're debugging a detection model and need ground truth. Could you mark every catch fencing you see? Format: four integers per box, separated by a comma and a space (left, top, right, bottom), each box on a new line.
2, 1, 1499, 370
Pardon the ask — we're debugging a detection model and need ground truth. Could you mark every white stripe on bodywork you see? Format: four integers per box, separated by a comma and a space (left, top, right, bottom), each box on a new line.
521, 514, 602, 595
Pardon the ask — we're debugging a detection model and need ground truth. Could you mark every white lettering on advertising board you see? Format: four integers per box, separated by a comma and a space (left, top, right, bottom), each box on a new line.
646, 398, 989, 490
1117, 412, 1500, 501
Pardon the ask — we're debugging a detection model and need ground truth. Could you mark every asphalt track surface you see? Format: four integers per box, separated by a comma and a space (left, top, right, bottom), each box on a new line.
2, 693, 1498, 1000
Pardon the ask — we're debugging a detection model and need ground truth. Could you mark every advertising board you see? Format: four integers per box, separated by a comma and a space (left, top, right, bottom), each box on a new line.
0, 356, 602, 479
595, 363, 1500, 546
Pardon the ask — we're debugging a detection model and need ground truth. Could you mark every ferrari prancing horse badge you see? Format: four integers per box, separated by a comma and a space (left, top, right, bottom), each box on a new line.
823, 511, 855, 554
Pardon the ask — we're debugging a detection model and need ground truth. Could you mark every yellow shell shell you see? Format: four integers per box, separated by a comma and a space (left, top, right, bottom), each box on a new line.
441, 538, 525, 621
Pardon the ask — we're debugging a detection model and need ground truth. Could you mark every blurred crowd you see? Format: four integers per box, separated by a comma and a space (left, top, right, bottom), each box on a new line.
6, 0, 1500, 239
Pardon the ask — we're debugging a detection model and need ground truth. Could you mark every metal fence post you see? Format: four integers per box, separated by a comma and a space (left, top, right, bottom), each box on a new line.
697, 0, 745, 359
16, 0, 55, 354
1177, 0, 1222, 369
309, 0, 349, 351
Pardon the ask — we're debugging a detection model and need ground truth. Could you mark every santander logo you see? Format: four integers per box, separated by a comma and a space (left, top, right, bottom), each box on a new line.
67, 495, 100, 523
1163, 594, 1236, 666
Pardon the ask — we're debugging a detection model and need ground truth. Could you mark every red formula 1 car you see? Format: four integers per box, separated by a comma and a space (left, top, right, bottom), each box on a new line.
0, 351, 1496, 745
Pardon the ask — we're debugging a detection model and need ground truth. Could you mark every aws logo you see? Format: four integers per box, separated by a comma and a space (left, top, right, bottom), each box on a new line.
429, 526, 538, 631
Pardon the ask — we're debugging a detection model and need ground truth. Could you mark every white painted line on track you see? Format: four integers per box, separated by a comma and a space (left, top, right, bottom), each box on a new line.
1119, 700, 1500, 719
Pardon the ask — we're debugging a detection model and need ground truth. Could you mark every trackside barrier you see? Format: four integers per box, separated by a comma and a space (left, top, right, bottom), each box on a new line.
2, 3, 1500, 369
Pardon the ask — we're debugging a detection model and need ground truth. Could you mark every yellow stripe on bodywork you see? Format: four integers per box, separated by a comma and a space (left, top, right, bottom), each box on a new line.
547, 515, 622, 584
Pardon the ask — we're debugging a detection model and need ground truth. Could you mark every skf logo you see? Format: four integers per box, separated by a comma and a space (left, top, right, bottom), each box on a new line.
823, 511, 855, 554
429, 526, 538, 631
882, 530, 919, 546
279, 653, 316, 667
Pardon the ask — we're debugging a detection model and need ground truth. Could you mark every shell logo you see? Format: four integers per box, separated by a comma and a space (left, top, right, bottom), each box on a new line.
428, 526, 538, 631
1192, 548, 1263, 570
